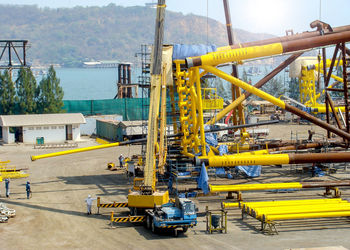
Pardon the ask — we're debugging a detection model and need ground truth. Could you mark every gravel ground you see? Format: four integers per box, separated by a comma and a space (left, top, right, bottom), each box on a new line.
1, 124, 350, 250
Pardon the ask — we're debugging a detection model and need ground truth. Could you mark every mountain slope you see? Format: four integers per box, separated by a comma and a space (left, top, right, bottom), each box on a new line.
0, 4, 274, 66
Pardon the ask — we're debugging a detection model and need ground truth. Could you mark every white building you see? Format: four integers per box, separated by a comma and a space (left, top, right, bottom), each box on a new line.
0, 113, 86, 144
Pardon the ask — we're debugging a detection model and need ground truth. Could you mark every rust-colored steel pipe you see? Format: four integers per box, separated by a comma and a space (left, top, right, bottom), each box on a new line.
217, 24, 350, 51
300, 181, 350, 188
288, 152, 350, 164
268, 142, 324, 152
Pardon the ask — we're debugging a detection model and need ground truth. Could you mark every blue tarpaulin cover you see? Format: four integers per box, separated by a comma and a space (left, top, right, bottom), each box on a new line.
204, 125, 218, 148
215, 168, 226, 175
236, 165, 262, 177
218, 144, 228, 155
197, 163, 209, 194
172, 44, 217, 60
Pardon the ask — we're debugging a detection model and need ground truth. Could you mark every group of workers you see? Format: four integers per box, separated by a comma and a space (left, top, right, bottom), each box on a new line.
2, 179, 31, 199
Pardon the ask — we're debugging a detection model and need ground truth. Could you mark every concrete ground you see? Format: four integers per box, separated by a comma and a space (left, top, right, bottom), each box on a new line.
1, 124, 350, 250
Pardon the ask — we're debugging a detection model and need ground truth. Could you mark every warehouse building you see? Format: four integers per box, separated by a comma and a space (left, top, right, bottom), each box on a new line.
0, 113, 86, 144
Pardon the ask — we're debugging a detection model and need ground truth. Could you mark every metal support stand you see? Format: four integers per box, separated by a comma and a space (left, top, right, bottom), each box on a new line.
205, 206, 227, 234
226, 191, 242, 201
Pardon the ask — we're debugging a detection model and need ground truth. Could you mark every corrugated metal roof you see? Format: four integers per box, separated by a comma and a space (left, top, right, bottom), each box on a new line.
0, 113, 86, 127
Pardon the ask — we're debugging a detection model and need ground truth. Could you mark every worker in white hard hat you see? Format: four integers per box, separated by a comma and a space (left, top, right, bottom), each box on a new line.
119, 154, 125, 168
85, 194, 96, 215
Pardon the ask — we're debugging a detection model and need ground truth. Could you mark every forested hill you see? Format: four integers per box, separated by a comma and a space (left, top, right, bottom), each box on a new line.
0, 4, 274, 67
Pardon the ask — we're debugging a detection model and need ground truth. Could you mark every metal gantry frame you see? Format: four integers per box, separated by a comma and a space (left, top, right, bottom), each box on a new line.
0, 40, 29, 70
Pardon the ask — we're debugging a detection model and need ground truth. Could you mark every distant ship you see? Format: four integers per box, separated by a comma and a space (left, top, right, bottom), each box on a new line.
83, 60, 120, 68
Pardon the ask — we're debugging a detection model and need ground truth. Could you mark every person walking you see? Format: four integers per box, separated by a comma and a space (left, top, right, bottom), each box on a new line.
5, 178, 10, 198
26, 181, 31, 199
85, 195, 96, 215
119, 154, 124, 168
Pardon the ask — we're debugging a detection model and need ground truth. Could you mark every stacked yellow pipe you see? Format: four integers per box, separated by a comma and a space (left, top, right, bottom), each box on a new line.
241, 198, 350, 223
0, 172, 29, 179
240, 198, 345, 213
264, 211, 350, 222
254, 203, 350, 219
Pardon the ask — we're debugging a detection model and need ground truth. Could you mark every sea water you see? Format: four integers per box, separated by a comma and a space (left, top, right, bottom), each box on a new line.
54, 65, 282, 100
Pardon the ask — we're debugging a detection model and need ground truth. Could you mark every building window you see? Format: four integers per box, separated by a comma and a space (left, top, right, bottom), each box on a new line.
58, 126, 64, 129
51, 126, 57, 129
28, 127, 34, 130
36, 127, 42, 130
43, 126, 49, 130
73, 125, 79, 129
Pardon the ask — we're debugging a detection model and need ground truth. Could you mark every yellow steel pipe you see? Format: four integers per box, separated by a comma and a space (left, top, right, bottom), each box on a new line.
240, 198, 344, 208
254, 203, 350, 214
254, 204, 350, 218
311, 105, 345, 113
206, 94, 246, 125
202, 65, 286, 109
264, 211, 350, 222
243, 199, 348, 213
222, 202, 239, 208
210, 182, 302, 192
31, 142, 120, 161
201, 153, 290, 167
194, 67, 207, 156
187, 43, 283, 67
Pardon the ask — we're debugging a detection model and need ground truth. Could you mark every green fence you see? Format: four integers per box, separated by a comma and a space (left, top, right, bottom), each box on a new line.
63, 98, 176, 122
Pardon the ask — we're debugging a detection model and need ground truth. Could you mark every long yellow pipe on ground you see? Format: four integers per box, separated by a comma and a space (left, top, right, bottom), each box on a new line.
31, 142, 120, 161
222, 202, 239, 208
211, 180, 350, 193
264, 211, 350, 222
210, 182, 302, 192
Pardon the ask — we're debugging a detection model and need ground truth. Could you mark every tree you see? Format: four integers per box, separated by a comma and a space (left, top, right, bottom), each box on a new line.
0, 70, 17, 115
288, 77, 300, 101
262, 76, 285, 98
16, 67, 37, 114
37, 66, 64, 113
241, 68, 251, 84
215, 78, 230, 100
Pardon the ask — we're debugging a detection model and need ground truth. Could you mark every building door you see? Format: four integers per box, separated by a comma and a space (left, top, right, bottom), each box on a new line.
12, 127, 23, 143
66, 125, 73, 140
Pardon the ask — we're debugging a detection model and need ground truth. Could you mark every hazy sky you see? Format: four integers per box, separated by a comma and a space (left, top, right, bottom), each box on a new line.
1, 0, 349, 36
